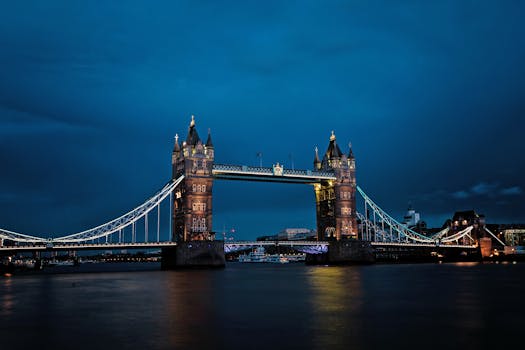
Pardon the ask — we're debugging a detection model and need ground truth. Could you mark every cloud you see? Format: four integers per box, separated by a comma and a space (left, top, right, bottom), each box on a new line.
0, 102, 101, 135
470, 182, 499, 195
452, 182, 522, 199
500, 186, 522, 196
452, 190, 470, 199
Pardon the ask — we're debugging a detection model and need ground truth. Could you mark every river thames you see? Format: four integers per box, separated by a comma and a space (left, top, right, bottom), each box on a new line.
1, 262, 523, 350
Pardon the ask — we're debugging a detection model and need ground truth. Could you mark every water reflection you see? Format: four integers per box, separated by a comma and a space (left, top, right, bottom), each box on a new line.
164, 270, 221, 349
1, 263, 523, 350
307, 266, 364, 350
0, 277, 14, 317
451, 263, 484, 349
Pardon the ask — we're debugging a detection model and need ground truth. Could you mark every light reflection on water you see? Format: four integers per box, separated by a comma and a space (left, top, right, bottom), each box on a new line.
307, 266, 364, 350
0, 262, 523, 350
1, 276, 14, 317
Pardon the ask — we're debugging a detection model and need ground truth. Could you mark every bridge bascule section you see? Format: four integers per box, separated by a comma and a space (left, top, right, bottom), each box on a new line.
1, 116, 497, 264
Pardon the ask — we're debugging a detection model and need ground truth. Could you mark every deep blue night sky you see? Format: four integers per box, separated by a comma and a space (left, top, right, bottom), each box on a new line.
1, 1, 524, 240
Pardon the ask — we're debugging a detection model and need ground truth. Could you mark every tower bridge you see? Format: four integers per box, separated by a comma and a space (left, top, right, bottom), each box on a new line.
1, 116, 497, 267
171, 116, 358, 243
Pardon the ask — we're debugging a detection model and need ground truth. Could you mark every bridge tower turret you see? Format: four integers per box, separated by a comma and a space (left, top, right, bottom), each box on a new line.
314, 131, 358, 240
171, 116, 214, 242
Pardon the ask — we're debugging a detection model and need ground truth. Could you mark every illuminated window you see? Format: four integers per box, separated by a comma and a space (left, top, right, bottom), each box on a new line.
340, 191, 351, 200
342, 207, 351, 215
192, 202, 206, 211
192, 217, 207, 232
192, 184, 207, 193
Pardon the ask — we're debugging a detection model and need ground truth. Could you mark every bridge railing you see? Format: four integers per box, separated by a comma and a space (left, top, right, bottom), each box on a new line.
282, 169, 335, 178
213, 164, 336, 179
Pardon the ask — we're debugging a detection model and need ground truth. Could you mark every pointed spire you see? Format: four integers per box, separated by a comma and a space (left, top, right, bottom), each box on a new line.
186, 115, 200, 145
173, 133, 180, 152
323, 129, 342, 165
313, 146, 321, 169
332, 140, 341, 158
348, 142, 354, 159
206, 128, 214, 148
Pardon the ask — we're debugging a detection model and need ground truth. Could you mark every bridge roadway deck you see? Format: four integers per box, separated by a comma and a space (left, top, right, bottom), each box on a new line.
0, 242, 178, 252
0, 240, 477, 252
230, 241, 477, 249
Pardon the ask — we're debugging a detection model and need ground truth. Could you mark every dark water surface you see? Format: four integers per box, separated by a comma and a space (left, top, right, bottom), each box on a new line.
1, 262, 524, 350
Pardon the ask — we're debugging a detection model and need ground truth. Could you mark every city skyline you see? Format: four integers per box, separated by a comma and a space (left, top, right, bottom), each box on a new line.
1, 1, 524, 240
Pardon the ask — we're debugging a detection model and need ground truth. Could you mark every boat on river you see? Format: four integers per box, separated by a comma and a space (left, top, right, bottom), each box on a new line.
238, 247, 289, 263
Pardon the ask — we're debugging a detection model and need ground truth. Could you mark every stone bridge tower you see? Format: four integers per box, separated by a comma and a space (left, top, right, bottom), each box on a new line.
313, 131, 358, 240
171, 116, 215, 242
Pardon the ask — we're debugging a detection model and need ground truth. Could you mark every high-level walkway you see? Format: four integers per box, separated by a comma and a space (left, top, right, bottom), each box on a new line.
212, 164, 336, 183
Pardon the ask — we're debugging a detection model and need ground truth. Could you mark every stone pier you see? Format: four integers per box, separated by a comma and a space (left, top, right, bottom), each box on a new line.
161, 241, 225, 269
306, 240, 375, 265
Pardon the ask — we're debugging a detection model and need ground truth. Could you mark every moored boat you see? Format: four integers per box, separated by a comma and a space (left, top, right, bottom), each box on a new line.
238, 247, 289, 263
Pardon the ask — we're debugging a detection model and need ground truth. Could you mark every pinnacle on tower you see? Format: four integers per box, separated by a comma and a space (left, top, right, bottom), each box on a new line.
332, 140, 341, 158
173, 133, 180, 152
314, 146, 320, 162
206, 128, 214, 148
186, 115, 201, 146
325, 130, 342, 159
348, 142, 354, 159
313, 146, 321, 169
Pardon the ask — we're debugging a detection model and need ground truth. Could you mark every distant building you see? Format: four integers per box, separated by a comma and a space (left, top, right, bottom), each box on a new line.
402, 205, 427, 233
451, 210, 485, 229
403, 205, 420, 227
278, 228, 316, 240
257, 228, 316, 241
445, 210, 486, 243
